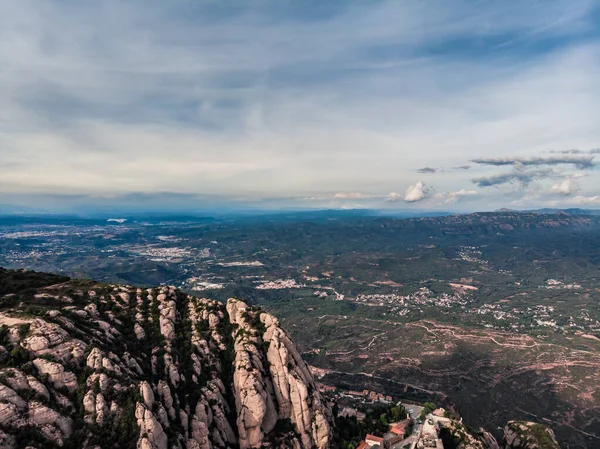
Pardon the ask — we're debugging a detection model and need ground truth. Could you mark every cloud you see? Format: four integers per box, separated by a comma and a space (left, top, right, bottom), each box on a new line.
403, 181, 431, 202
434, 189, 478, 203
472, 169, 553, 187
561, 195, 600, 205
552, 148, 600, 154
570, 171, 588, 178
333, 192, 370, 199
386, 185, 476, 205
453, 165, 471, 170
551, 149, 582, 154
1, 0, 600, 211
471, 155, 595, 169
416, 167, 437, 173
550, 178, 580, 195
386, 192, 403, 202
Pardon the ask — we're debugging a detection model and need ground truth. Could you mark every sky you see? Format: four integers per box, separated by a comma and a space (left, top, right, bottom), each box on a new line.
2, 0, 600, 213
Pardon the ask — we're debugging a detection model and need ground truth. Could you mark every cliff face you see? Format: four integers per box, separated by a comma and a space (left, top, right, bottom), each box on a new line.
0, 273, 332, 449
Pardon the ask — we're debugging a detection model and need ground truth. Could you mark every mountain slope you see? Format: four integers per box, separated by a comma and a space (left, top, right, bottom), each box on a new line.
0, 269, 331, 449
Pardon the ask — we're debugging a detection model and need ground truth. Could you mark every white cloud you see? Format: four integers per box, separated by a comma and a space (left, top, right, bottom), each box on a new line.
562, 195, 600, 205
333, 192, 370, 199
386, 192, 403, 202
434, 189, 478, 204
550, 178, 580, 195
404, 181, 430, 202
570, 171, 588, 178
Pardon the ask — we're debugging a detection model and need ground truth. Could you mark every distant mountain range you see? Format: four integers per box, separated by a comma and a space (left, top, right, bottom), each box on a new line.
1, 206, 600, 225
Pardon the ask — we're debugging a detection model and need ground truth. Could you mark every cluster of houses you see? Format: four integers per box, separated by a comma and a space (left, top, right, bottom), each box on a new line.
354, 419, 411, 449
354, 285, 471, 311
315, 383, 393, 403
309, 368, 449, 449
354, 408, 449, 449
255, 278, 302, 289
346, 389, 394, 403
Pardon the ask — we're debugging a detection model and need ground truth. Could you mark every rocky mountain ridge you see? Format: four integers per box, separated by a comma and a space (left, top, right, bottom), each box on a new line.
376, 211, 596, 236
0, 269, 331, 449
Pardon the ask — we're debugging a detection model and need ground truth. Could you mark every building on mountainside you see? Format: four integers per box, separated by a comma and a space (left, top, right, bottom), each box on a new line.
368, 391, 388, 402
384, 431, 403, 446
338, 407, 366, 421
365, 434, 385, 447
356, 442, 369, 449
432, 408, 446, 417
308, 365, 333, 378
414, 417, 443, 449
348, 389, 367, 397
316, 382, 336, 392
339, 388, 393, 404
383, 418, 411, 446
390, 419, 410, 436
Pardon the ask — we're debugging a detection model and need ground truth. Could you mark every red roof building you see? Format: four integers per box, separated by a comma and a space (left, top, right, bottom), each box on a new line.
365, 434, 384, 445
390, 419, 410, 436
316, 383, 336, 392
390, 426, 404, 436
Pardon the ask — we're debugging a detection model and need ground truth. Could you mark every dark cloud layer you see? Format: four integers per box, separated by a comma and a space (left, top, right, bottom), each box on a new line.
453, 165, 471, 170
551, 149, 582, 154
471, 155, 594, 169
416, 167, 437, 173
551, 148, 600, 155
472, 169, 552, 187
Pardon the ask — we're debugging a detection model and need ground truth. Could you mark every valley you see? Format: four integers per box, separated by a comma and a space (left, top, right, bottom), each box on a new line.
1, 210, 599, 447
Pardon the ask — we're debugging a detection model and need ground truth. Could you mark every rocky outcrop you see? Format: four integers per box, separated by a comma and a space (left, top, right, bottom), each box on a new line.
32, 358, 78, 392
136, 403, 168, 449
434, 417, 500, 449
0, 272, 333, 449
503, 421, 560, 449
439, 418, 559, 449
228, 299, 331, 449
480, 429, 501, 449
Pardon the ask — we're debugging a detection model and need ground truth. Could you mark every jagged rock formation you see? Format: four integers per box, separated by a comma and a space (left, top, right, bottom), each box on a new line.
0, 270, 332, 449
435, 416, 500, 449
227, 299, 330, 449
503, 421, 560, 449
432, 414, 558, 449
442, 419, 560, 449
